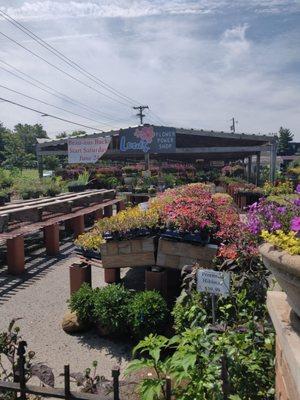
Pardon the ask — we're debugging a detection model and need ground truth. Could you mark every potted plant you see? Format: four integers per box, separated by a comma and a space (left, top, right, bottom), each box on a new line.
247, 190, 300, 317
68, 171, 90, 192
0, 189, 8, 206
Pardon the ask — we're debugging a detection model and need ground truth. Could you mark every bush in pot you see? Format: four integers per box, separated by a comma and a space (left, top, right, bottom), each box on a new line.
93, 284, 132, 336
68, 283, 95, 323
128, 290, 169, 340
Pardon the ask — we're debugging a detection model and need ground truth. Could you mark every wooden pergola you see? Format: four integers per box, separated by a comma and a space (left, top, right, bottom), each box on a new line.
36, 125, 278, 184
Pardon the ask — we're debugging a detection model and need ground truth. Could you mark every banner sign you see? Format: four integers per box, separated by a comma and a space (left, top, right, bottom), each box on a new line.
68, 136, 111, 164
197, 269, 230, 297
119, 126, 176, 154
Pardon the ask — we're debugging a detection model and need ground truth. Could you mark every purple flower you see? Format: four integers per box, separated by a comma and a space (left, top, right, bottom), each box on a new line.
291, 217, 300, 232
296, 184, 300, 194
277, 207, 286, 214
294, 198, 300, 207
271, 221, 281, 230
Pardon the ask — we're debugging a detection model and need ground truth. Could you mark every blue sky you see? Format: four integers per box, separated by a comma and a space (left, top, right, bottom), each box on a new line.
0, 0, 299, 139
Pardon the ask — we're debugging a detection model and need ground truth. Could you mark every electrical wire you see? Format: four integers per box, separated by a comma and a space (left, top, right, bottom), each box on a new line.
0, 96, 104, 131
0, 83, 118, 129
0, 30, 132, 108
0, 9, 167, 126
0, 60, 129, 123
0, 9, 141, 106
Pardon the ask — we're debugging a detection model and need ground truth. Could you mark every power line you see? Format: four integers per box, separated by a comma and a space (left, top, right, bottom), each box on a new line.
0, 96, 104, 131
0, 9, 167, 126
0, 60, 128, 123
0, 83, 117, 129
0, 9, 141, 106
0, 30, 132, 108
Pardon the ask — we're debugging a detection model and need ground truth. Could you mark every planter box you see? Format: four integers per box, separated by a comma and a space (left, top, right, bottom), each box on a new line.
156, 237, 218, 270
69, 261, 91, 295
260, 243, 300, 318
100, 237, 156, 269
145, 267, 167, 297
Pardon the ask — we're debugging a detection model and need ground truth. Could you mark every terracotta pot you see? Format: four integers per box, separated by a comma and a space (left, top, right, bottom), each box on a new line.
259, 243, 300, 318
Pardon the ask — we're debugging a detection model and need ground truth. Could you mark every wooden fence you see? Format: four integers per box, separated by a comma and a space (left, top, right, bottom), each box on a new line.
0, 342, 173, 400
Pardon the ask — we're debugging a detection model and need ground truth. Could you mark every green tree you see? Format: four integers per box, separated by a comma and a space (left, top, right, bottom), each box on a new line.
43, 155, 60, 170
56, 131, 68, 139
0, 122, 11, 165
277, 127, 294, 155
14, 123, 48, 155
3, 133, 36, 170
69, 130, 86, 137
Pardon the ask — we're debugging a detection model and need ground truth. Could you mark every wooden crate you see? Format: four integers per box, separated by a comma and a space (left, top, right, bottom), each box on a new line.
100, 236, 156, 269
156, 237, 218, 270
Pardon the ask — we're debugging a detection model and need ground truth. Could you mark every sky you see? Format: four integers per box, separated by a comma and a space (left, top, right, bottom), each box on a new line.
0, 0, 299, 139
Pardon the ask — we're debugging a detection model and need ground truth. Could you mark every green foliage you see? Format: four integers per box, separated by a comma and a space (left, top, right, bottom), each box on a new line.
68, 283, 95, 323
128, 291, 169, 339
277, 126, 294, 156
93, 284, 132, 336
43, 155, 60, 171
172, 291, 207, 333
126, 322, 275, 400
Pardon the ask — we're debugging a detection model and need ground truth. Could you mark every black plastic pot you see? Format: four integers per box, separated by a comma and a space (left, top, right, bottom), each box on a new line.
68, 184, 87, 193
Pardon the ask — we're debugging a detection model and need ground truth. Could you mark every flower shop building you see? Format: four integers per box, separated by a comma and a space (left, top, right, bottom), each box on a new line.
36, 125, 277, 183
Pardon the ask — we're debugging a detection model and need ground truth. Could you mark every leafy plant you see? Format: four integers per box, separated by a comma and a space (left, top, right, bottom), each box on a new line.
68, 283, 95, 323
128, 291, 169, 340
93, 284, 132, 336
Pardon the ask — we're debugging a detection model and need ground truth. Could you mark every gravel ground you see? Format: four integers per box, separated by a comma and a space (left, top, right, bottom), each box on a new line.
0, 240, 140, 385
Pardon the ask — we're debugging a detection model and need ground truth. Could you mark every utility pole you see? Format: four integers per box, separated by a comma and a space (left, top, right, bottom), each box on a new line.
133, 105, 149, 125
230, 117, 238, 133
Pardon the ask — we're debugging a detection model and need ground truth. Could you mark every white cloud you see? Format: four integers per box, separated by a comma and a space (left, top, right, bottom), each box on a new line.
0, 1, 299, 139
1, 0, 299, 21
221, 24, 250, 58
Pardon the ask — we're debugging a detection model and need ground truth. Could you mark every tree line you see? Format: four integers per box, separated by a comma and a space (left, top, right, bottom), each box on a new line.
0, 122, 87, 170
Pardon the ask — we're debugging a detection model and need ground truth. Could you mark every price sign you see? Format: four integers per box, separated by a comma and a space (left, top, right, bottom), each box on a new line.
197, 269, 230, 298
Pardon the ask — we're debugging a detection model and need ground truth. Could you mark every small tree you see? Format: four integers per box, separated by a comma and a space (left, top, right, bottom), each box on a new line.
277, 127, 294, 155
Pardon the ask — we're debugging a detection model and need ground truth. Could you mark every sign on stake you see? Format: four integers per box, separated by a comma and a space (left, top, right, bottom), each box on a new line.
197, 269, 230, 324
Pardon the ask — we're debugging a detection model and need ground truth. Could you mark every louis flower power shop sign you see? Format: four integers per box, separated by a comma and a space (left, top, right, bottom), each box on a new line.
119, 126, 176, 153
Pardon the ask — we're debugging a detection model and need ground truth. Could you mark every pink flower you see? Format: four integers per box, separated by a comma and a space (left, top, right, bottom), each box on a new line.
134, 127, 155, 143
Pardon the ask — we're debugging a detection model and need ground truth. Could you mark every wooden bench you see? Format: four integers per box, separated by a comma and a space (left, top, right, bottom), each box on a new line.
0, 193, 125, 276
0, 190, 115, 233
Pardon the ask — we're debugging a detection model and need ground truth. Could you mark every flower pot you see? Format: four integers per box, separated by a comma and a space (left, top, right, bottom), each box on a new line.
259, 243, 300, 318
68, 184, 87, 193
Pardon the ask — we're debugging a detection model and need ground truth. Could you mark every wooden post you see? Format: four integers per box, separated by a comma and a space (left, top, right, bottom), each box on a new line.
44, 223, 60, 256
116, 200, 125, 213
64, 365, 71, 400
270, 142, 277, 184
247, 156, 252, 183
7, 236, 25, 275
104, 268, 120, 284
104, 205, 113, 218
145, 152, 150, 170
69, 262, 91, 294
255, 152, 261, 186
94, 208, 103, 221
37, 154, 44, 179
16, 341, 27, 400
112, 367, 120, 400
72, 215, 85, 238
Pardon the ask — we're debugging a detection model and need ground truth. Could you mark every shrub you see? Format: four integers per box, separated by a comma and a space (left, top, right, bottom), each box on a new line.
128, 291, 168, 339
172, 291, 207, 334
93, 284, 131, 336
68, 283, 95, 323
